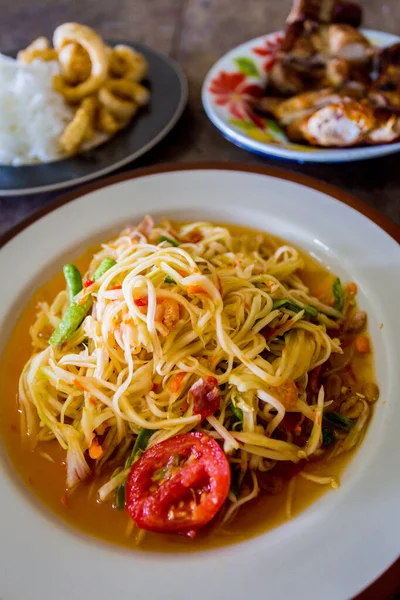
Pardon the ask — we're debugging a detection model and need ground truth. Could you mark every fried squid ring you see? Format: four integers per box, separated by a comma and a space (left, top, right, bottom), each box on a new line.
60, 96, 97, 154
98, 78, 149, 120
109, 45, 148, 82
17, 37, 58, 64
96, 106, 121, 135
53, 23, 109, 102
58, 42, 91, 85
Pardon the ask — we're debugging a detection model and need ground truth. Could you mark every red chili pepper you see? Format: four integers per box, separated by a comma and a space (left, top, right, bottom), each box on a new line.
309, 365, 322, 394
84, 279, 94, 288
134, 297, 148, 307
260, 326, 278, 340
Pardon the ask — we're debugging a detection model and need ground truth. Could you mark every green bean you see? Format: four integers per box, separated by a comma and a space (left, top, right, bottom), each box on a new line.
333, 278, 344, 311
93, 257, 116, 281
49, 297, 92, 346
50, 257, 117, 347
63, 264, 83, 302
158, 235, 179, 247
272, 299, 318, 318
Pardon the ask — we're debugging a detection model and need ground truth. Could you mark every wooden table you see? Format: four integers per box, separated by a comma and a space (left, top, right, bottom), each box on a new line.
0, 1, 399, 598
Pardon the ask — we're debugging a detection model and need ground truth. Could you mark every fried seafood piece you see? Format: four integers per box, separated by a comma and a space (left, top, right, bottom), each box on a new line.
289, 99, 375, 146
17, 36, 58, 64
287, 0, 362, 28
58, 42, 91, 85
53, 23, 109, 102
98, 78, 149, 121
59, 96, 97, 154
109, 45, 148, 82
96, 106, 121, 135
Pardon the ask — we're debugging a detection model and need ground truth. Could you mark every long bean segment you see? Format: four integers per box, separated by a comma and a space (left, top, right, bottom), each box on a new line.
63, 264, 83, 302
93, 258, 116, 281
49, 298, 92, 346
49, 257, 117, 347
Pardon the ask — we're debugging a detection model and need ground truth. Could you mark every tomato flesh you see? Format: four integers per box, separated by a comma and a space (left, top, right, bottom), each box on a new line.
126, 432, 230, 536
190, 376, 220, 420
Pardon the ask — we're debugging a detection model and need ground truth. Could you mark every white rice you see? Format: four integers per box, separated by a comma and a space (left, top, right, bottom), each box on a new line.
0, 53, 74, 165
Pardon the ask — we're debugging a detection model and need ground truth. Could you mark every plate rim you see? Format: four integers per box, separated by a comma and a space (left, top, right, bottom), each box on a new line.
1, 161, 398, 249
201, 29, 400, 163
0, 162, 399, 600
0, 44, 188, 197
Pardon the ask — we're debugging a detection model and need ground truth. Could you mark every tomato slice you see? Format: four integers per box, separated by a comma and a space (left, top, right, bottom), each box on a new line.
190, 376, 220, 420
126, 432, 230, 536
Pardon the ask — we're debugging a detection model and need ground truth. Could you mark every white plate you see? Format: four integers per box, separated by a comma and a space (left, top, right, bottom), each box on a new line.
0, 164, 399, 600
202, 30, 400, 163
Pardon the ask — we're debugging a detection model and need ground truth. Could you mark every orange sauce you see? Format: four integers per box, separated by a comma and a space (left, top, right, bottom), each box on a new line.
0, 225, 376, 552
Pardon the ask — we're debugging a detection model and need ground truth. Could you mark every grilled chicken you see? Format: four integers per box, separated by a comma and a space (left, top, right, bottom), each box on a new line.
272, 88, 344, 125
253, 0, 400, 149
327, 24, 372, 62
294, 100, 374, 146
367, 113, 400, 144
325, 58, 370, 90
266, 60, 307, 96
287, 0, 362, 28
287, 100, 400, 146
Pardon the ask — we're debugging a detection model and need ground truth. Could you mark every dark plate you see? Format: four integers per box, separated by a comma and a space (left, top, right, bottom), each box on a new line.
0, 41, 187, 196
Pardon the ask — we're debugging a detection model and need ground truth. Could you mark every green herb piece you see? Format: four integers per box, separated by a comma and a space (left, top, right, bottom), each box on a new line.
173, 454, 181, 467
230, 467, 241, 499
322, 428, 336, 447
333, 278, 344, 311
164, 275, 176, 284
115, 482, 126, 510
234, 57, 260, 77
126, 428, 153, 468
93, 257, 117, 281
115, 428, 154, 509
323, 411, 354, 432
158, 235, 179, 247
229, 403, 243, 422
272, 299, 318, 318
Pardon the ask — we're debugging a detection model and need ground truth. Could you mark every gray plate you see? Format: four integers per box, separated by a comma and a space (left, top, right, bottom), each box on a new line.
0, 41, 187, 196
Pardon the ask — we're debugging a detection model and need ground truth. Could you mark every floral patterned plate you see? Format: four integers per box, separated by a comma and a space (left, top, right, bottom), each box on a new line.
202, 29, 400, 163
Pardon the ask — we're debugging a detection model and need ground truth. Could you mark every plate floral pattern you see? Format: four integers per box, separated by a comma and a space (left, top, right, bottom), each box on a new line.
202, 30, 400, 162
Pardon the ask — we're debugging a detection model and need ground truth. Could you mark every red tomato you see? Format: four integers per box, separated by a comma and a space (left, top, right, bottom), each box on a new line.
189, 376, 220, 420
126, 432, 230, 536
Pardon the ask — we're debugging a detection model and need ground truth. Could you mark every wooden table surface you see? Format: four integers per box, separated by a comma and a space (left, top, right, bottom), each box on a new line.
0, 1, 399, 599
